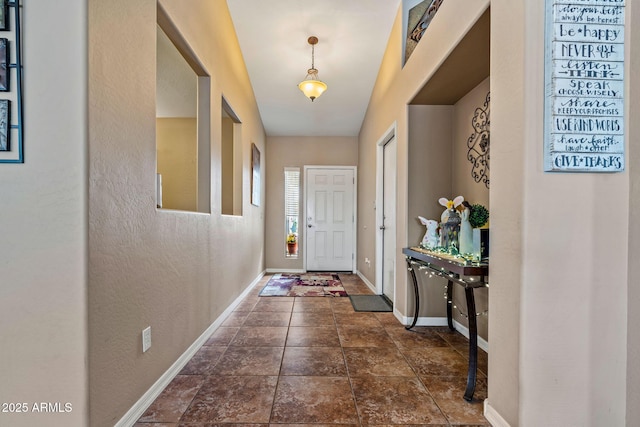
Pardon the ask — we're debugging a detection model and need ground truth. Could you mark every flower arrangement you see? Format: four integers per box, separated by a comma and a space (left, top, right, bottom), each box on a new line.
468, 204, 489, 228
287, 233, 298, 244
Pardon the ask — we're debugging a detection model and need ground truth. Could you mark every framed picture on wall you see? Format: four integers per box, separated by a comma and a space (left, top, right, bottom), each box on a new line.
0, 38, 8, 91
251, 143, 261, 206
0, 99, 10, 151
0, 0, 7, 32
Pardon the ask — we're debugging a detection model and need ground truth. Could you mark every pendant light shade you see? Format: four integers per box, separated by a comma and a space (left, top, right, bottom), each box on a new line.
298, 36, 327, 101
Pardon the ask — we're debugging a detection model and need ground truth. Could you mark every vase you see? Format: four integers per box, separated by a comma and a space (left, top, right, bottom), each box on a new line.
472, 228, 489, 260
287, 242, 298, 255
459, 208, 473, 255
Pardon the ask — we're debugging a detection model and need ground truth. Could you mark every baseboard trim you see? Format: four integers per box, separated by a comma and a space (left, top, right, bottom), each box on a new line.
484, 400, 511, 427
265, 268, 306, 273
355, 270, 376, 292
452, 319, 489, 353
395, 316, 489, 353
115, 271, 265, 427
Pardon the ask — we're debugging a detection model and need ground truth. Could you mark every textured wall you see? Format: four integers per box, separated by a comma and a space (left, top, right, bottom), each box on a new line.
265, 136, 358, 271
88, 0, 265, 424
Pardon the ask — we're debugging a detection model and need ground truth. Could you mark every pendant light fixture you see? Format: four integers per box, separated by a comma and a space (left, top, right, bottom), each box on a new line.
298, 36, 327, 102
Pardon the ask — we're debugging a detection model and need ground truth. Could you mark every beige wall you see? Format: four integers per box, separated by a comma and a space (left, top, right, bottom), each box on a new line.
157, 118, 198, 211
265, 136, 358, 271
0, 2, 89, 426
88, 1, 265, 425
628, 1, 640, 424
491, 0, 632, 425
405, 79, 491, 341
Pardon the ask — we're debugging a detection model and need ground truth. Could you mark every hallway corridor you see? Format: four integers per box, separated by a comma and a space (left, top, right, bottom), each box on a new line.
134, 274, 489, 426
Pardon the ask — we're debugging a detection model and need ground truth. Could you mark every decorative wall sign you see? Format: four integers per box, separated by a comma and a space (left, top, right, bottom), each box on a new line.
467, 92, 490, 189
0, 0, 23, 164
544, 0, 626, 172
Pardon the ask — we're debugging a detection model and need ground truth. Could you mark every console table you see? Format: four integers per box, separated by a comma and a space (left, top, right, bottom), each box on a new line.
403, 246, 488, 401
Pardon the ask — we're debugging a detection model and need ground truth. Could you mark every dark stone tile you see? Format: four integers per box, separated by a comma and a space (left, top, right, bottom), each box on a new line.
343, 347, 414, 377
292, 298, 332, 312
337, 325, 396, 348
137, 375, 205, 423
404, 347, 470, 377
421, 376, 490, 425
334, 312, 382, 328
281, 347, 347, 376
221, 311, 249, 327
244, 311, 291, 327
271, 376, 359, 423
350, 376, 447, 424
230, 326, 288, 347
290, 311, 335, 327
286, 326, 341, 347
179, 346, 226, 375
386, 326, 450, 350
211, 346, 284, 376
253, 298, 294, 312
204, 327, 239, 346
181, 376, 277, 423
331, 298, 356, 313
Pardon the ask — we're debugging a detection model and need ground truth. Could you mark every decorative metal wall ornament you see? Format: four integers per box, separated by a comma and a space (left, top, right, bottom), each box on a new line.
466, 91, 490, 189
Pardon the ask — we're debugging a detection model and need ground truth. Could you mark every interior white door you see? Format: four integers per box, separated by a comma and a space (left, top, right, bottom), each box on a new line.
382, 137, 397, 302
306, 168, 355, 271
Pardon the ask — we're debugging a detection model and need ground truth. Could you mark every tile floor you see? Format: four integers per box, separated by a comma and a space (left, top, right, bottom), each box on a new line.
135, 274, 490, 427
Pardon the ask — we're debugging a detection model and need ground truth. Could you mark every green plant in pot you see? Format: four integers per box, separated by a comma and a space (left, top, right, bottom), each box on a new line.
469, 204, 489, 260
469, 204, 489, 229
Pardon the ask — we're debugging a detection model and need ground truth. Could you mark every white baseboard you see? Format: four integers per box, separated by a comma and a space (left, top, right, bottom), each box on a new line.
484, 400, 511, 427
115, 271, 265, 427
355, 270, 376, 292
396, 316, 489, 353
452, 319, 489, 353
265, 268, 306, 273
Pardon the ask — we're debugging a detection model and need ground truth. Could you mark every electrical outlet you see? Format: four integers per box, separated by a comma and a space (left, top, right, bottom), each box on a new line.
142, 326, 152, 353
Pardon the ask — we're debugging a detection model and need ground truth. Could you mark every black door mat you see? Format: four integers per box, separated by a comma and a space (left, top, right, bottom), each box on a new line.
349, 295, 393, 312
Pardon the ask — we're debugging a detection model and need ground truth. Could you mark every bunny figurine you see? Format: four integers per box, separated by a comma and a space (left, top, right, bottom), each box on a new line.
418, 216, 440, 249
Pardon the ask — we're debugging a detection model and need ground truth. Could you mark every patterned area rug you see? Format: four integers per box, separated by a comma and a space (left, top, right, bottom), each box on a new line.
259, 273, 348, 297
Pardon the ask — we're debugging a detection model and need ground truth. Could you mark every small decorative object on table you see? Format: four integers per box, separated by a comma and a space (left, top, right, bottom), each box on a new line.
468, 204, 489, 260
459, 201, 473, 255
418, 216, 440, 249
438, 196, 464, 254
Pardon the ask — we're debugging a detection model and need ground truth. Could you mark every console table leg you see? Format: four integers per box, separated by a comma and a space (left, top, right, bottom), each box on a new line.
446, 280, 454, 330
406, 259, 419, 330
463, 287, 478, 401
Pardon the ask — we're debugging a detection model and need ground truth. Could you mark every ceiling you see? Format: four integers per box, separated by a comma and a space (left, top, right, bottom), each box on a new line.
227, 0, 402, 137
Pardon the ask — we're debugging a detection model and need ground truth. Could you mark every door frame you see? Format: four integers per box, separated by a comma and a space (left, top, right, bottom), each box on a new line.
375, 123, 397, 295
303, 165, 358, 273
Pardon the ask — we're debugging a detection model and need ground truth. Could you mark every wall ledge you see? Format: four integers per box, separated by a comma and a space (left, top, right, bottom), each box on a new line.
114, 270, 265, 427
484, 400, 512, 427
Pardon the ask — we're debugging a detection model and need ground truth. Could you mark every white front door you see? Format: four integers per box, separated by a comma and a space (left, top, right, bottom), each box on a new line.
305, 167, 355, 271
382, 137, 397, 302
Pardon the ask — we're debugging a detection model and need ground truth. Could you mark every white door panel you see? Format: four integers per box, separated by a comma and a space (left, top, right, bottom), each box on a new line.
382, 138, 397, 302
306, 168, 355, 271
